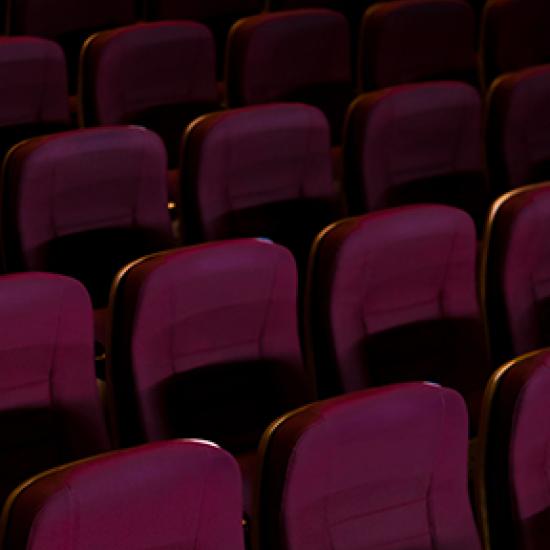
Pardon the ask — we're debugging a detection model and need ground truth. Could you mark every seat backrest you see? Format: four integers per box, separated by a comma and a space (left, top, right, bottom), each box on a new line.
486, 65, 550, 193
477, 348, 550, 550
359, 0, 477, 91
256, 383, 482, 550
1, 440, 244, 550
1, 126, 174, 308
0, 273, 109, 506
344, 81, 485, 223
0, 37, 69, 160
306, 205, 490, 429
481, 0, 550, 90
79, 22, 219, 167
180, 103, 341, 267
225, 9, 352, 143
482, 183, 550, 365
107, 239, 308, 450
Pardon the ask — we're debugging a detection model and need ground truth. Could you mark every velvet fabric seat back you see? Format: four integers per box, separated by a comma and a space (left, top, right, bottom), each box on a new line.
107, 239, 309, 451
0, 273, 109, 506
0, 38, 70, 162
486, 65, 550, 194
477, 348, 550, 550
306, 205, 490, 431
1, 127, 174, 309
226, 9, 352, 143
482, 183, 550, 365
181, 103, 341, 270
256, 383, 482, 550
1, 440, 244, 550
481, 0, 550, 90
359, 0, 478, 91
344, 82, 486, 227
6, 0, 137, 92
79, 22, 219, 168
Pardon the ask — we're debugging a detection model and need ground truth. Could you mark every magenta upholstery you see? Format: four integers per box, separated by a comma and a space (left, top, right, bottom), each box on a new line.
225, 9, 352, 143
2, 440, 245, 550
6, 0, 136, 92
481, 0, 550, 90
1, 126, 174, 313
0, 37, 69, 160
482, 184, 550, 365
256, 383, 481, 550
359, 0, 477, 91
0, 273, 109, 507
79, 22, 219, 167
480, 348, 550, 550
180, 103, 341, 269
344, 82, 486, 226
306, 205, 490, 431
486, 65, 550, 193
107, 239, 309, 511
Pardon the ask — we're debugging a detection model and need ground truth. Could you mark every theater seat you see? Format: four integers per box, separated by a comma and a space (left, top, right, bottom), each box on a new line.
107, 239, 311, 515
255, 383, 482, 550
344, 81, 487, 229
1, 440, 245, 549
0, 126, 174, 346
482, 183, 550, 365
0, 37, 70, 163
225, 9, 352, 144
306, 205, 490, 432
0, 273, 109, 507
481, 0, 550, 90
79, 22, 219, 168
477, 348, 550, 550
359, 0, 478, 91
180, 103, 342, 271
486, 65, 550, 194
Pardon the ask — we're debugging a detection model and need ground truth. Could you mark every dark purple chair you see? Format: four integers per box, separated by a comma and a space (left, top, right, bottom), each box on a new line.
359, 0, 478, 91
6, 0, 136, 93
107, 239, 310, 514
255, 383, 482, 550
477, 348, 550, 550
306, 205, 490, 432
79, 22, 219, 169
481, 183, 550, 366
0, 37, 70, 162
180, 103, 342, 270
0, 273, 109, 507
481, 0, 550, 90
343, 81, 487, 228
486, 65, 550, 194
1, 440, 245, 549
225, 9, 352, 144
0, 126, 174, 346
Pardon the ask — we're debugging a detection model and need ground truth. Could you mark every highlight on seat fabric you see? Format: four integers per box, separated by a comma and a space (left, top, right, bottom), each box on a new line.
476, 348, 550, 550
225, 9, 352, 144
79, 22, 219, 167
306, 205, 490, 431
0, 37, 70, 161
0, 126, 174, 339
343, 81, 486, 227
107, 239, 310, 512
255, 383, 482, 550
6, 0, 137, 92
481, 183, 550, 366
0, 273, 109, 508
359, 0, 478, 91
180, 103, 342, 269
486, 65, 550, 194
1, 440, 245, 550
481, 0, 550, 90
